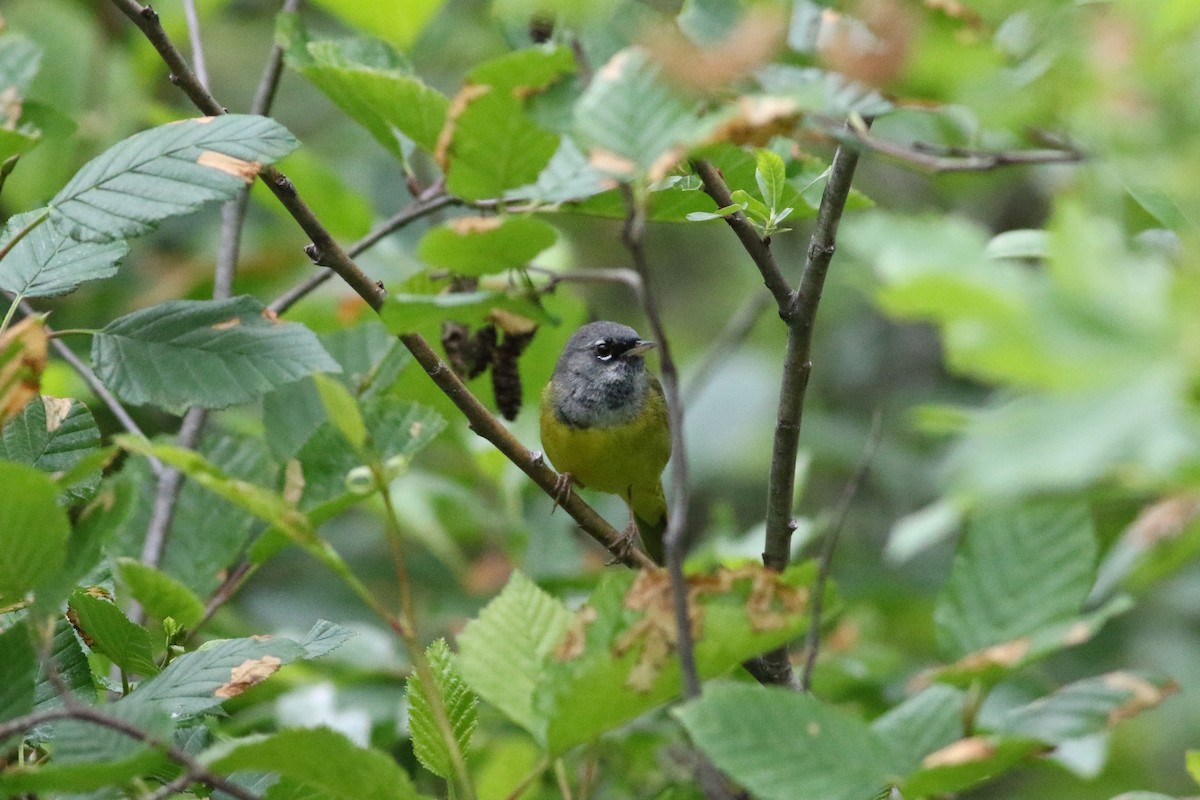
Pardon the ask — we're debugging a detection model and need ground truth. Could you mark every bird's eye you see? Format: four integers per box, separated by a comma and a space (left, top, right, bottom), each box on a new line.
593, 340, 613, 361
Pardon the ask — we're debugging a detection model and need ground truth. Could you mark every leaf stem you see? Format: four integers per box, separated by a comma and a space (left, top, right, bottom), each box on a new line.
375, 463, 476, 800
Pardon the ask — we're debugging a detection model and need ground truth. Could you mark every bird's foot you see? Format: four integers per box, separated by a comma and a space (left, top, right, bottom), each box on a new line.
550, 471, 574, 514
605, 520, 642, 565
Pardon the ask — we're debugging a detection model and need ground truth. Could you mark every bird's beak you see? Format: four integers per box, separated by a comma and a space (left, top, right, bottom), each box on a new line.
623, 340, 656, 358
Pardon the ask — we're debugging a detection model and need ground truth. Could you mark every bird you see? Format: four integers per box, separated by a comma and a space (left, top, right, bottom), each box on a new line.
539, 320, 672, 563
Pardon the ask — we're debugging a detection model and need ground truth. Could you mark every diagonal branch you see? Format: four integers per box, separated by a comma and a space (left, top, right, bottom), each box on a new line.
692, 159, 792, 313
108, 0, 654, 568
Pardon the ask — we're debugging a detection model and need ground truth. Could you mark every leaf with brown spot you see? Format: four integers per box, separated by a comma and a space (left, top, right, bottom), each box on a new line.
197, 151, 262, 183
41, 395, 72, 432
0, 314, 47, 424
646, 6, 787, 91
214, 655, 283, 698
434, 84, 491, 172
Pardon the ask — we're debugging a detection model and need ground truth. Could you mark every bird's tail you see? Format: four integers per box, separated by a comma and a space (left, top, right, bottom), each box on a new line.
632, 483, 669, 564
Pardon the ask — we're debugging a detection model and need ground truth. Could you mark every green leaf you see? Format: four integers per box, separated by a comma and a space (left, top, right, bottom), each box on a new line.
467, 45, 575, 95
574, 48, 705, 176
0, 620, 37, 726
115, 558, 206, 629
296, 619, 357, 660
160, 433, 279, 596
305, 0, 444, 50
67, 589, 160, 676
986, 228, 1049, 260
1188, 750, 1200, 786
130, 635, 305, 719
0, 210, 128, 298
754, 149, 788, 210
417, 216, 558, 275
206, 727, 421, 800
0, 33, 41, 95
900, 735, 1047, 797
93, 296, 340, 414
379, 284, 548, 336
0, 748, 166, 794
457, 571, 573, 738
313, 373, 367, 451
33, 618, 95, 711
445, 89, 560, 200
872, 684, 966, 772
406, 639, 478, 779
676, 682, 903, 800
282, 19, 449, 156
995, 672, 1176, 744
935, 501, 1097, 659
506, 137, 612, 205
537, 564, 817, 753
117, 436, 316, 547
296, 396, 445, 511
0, 461, 69, 604
757, 65, 894, 117
50, 115, 298, 242
0, 395, 101, 499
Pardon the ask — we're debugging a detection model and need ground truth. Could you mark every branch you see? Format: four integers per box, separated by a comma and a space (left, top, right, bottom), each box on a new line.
402, 334, 655, 569
180, 0, 209, 91
0, 704, 261, 800
618, 184, 699, 691
691, 159, 792, 313
757, 120, 871, 687
268, 187, 457, 315
109, 0, 656, 569
799, 412, 881, 692
817, 114, 1085, 173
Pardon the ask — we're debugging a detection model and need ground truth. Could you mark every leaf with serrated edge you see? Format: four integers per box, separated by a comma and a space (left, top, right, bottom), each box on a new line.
93, 296, 340, 414
935, 501, 1097, 659
0, 211, 128, 298
676, 682, 903, 800
115, 558, 206, 628
51, 115, 297, 242
0, 462, 69, 604
206, 727, 420, 800
406, 639, 478, 779
67, 590, 160, 676
457, 571, 572, 740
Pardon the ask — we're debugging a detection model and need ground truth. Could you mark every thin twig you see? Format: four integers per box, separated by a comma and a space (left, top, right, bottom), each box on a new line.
691, 160, 792, 313
0, 704, 261, 800
618, 183, 699, 692
268, 188, 457, 315
684, 291, 772, 402
814, 114, 1085, 173
108, 0, 653, 568
138, 408, 206, 574
799, 411, 881, 692
180, 0, 209, 90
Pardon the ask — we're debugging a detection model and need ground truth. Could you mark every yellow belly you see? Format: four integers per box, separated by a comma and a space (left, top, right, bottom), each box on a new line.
539, 381, 670, 523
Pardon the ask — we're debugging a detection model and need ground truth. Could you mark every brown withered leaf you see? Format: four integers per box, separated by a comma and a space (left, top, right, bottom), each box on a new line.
214, 655, 283, 698
1129, 494, 1200, 546
41, 396, 72, 432
1104, 672, 1178, 726
0, 314, 47, 424
451, 216, 503, 235
554, 604, 598, 661
705, 96, 802, 148
645, 7, 787, 92
820, 0, 915, 88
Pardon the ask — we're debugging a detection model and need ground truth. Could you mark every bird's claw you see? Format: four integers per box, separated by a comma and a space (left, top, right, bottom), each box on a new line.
550, 471, 574, 514
605, 520, 641, 565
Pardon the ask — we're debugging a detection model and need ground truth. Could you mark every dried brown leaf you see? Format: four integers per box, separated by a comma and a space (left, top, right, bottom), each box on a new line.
214, 655, 283, 698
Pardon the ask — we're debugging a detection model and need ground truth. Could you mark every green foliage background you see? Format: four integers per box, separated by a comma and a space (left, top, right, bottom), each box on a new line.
2, 0, 1200, 798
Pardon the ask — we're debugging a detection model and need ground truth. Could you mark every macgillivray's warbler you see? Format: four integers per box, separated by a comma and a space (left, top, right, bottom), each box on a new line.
539, 321, 671, 562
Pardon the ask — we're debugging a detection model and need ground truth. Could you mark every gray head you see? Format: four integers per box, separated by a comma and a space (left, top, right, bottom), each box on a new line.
550, 321, 655, 428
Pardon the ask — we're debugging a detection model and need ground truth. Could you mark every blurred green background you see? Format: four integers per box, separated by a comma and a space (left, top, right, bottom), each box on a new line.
3, 0, 1199, 797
